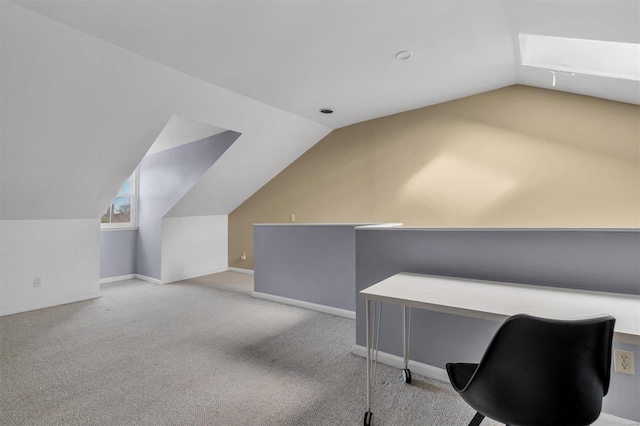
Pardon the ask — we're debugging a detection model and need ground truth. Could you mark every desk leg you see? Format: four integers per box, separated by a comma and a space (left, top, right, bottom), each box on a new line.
402, 306, 412, 384
364, 299, 373, 426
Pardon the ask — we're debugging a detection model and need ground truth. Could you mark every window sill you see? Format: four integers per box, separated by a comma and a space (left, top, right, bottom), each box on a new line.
100, 226, 139, 232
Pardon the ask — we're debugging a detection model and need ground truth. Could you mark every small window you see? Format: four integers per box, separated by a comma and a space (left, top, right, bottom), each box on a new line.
101, 170, 138, 229
519, 34, 640, 81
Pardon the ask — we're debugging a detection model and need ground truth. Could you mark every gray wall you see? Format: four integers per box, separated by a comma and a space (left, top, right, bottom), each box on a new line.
355, 228, 640, 421
136, 131, 239, 279
99, 230, 137, 279
254, 224, 361, 311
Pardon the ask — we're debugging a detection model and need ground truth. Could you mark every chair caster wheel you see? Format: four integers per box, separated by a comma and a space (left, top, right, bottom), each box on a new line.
402, 368, 412, 384
364, 411, 373, 426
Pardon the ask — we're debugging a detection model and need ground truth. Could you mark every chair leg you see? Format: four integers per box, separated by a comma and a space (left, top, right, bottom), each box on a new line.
468, 411, 485, 426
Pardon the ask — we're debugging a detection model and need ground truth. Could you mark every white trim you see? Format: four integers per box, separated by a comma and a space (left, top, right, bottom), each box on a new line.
100, 223, 137, 230
354, 223, 403, 229
134, 274, 163, 285
228, 267, 254, 275
255, 223, 378, 227
100, 227, 138, 232
0, 292, 102, 317
101, 268, 231, 286
351, 344, 450, 383
350, 345, 636, 425
99, 274, 136, 284
252, 291, 355, 319
161, 267, 228, 284
357, 227, 640, 232
594, 413, 638, 426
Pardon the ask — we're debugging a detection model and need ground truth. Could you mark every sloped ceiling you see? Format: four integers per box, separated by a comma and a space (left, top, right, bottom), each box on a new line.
0, 2, 329, 220
146, 116, 227, 156
12, 0, 640, 130
2, 1, 638, 221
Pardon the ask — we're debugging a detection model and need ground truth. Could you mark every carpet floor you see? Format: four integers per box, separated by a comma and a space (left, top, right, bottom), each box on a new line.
0, 272, 497, 425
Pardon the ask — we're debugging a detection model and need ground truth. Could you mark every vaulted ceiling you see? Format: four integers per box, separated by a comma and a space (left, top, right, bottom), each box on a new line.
0, 2, 329, 220
14, 0, 640, 130
2, 0, 638, 221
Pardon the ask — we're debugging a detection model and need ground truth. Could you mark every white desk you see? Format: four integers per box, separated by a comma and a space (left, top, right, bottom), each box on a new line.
359, 273, 640, 425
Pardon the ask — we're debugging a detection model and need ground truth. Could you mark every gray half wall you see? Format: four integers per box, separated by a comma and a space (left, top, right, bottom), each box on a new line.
355, 228, 640, 421
254, 224, 362, 311
136, 131, 239, 279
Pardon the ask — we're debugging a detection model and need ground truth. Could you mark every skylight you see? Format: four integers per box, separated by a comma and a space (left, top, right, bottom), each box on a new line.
519, 34, 640, 81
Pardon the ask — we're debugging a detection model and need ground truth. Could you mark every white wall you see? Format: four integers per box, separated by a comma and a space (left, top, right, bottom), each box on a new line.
161, 216, 228, 283
0, 220, 100, 316
0, 1, 330, 221
1, 1, 167, 220
0, 2, 329, 314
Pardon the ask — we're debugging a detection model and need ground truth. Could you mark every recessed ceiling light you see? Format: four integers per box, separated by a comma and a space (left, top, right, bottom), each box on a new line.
320, 108, 334, 114
395, 50, 413, 61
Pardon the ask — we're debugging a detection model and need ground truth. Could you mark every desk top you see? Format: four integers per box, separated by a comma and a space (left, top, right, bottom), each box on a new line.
360, 273, 640, 344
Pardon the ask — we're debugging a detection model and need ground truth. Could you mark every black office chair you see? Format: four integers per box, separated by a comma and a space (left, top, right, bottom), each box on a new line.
446, 314, 616, 426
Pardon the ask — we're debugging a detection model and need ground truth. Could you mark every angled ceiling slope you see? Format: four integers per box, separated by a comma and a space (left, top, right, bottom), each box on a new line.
0, 2, 330, 220
146, 115, 228, 156
13, 0, 640, 130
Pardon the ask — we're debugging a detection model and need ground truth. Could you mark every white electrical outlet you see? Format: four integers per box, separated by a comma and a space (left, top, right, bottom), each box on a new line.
240, 252, 247, 261
614, 349, 635, 375
33, 277, 42, 287
290, 214, 296, 222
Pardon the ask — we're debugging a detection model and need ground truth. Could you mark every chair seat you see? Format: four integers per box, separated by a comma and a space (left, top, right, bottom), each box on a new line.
446, 363, 477, 392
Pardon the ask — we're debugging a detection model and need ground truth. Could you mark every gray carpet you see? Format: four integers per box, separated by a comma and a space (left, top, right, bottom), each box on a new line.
0, 273, 495, 425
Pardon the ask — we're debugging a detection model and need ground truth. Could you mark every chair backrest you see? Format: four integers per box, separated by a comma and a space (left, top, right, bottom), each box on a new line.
462, 314, 615, 426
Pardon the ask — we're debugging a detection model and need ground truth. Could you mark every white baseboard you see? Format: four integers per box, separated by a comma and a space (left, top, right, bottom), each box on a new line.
351, 345, 636, 425
0, 292, 102, 317
351, 344, 450, 383
134, 274, 163, 285
228, 267, 254, 275
594, 413, 638, 426
99, 274, 136, 284
161, 267, 228, 284
100, 269, 231, 286
252, 291, 355, 319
